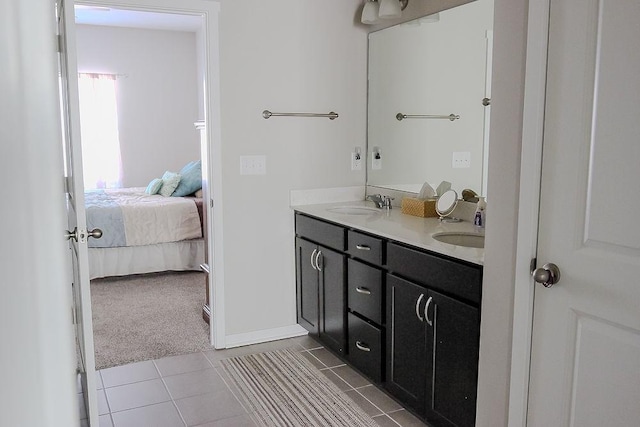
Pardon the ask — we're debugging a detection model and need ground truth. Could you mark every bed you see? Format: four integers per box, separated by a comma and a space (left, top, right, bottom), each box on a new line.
85, 187, 205, 280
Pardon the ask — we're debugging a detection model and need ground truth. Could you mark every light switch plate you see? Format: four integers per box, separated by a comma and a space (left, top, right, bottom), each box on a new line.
240, 155, 266, 175
452, 151, 471, 168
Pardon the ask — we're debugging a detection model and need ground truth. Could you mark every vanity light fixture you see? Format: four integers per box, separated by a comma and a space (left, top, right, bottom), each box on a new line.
361, 0, 409, 25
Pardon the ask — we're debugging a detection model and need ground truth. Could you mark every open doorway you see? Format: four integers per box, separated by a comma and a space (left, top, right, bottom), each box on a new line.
73, 4, 214, 370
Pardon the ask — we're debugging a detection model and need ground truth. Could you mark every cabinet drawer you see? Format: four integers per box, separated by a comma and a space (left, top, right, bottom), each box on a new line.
347, 230, 383, 265
348, 259, 383, 325
348, 313, 382, 383
295, 213, 345, 251
387, 242, 482, 305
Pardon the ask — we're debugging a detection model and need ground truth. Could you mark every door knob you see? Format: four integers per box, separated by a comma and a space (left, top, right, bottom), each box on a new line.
532, 263, 561, 288
88, 228, 103, 239
65, 227, 103, 242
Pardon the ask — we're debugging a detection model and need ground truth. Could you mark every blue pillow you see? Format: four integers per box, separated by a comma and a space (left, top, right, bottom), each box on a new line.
172, 160, 202, 197
159, 171, 181, 197
145, 178, 163, 195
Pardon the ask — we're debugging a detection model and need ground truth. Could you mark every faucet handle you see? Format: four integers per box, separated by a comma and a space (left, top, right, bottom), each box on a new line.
383, 196, 394, 209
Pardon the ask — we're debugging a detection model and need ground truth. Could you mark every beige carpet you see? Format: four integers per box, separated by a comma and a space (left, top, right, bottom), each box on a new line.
221, 349, 378, 427
91, 271, 211, 370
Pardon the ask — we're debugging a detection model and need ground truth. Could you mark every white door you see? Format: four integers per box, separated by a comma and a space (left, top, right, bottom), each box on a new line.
57, 0, 100, 424
527, 0, 640, 425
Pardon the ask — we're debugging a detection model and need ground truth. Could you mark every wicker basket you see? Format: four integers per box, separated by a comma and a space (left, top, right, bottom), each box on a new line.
401, 197, 438, 218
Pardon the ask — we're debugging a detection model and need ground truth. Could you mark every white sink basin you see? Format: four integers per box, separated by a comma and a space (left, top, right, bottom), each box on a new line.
327, 206, 381, 215
432, 232, 485, 248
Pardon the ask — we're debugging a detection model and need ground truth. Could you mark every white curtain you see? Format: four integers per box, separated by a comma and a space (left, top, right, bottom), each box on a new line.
78, 73, 122, 189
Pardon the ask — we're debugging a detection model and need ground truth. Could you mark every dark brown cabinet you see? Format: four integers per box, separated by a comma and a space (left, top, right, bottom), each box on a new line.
295, 215, 347, 355
295, 212, 482, 427
386, 243, 482, 427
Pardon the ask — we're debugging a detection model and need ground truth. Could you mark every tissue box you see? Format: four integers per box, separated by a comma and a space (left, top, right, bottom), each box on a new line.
401, 197, 438, 218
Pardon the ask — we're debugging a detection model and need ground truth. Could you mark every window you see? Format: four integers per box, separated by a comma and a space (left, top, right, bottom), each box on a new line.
77, 73, 122, 189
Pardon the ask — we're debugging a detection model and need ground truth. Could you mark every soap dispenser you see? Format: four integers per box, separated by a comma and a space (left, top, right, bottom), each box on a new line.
474, 197, 486, 228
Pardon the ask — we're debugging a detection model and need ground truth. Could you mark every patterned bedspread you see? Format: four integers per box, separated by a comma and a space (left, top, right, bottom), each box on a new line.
85, 188, 202, 248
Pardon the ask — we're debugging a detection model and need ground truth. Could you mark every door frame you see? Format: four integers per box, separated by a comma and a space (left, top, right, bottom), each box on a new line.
74, 0, 226, 349
507, 0, 551, 424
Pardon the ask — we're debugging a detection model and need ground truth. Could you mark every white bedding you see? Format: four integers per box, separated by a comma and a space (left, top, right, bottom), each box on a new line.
85, 187, 202, 248
88, 239, 205, 280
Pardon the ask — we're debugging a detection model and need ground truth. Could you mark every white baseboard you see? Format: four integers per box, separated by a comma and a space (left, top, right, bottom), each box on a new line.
224, 324, 308, 349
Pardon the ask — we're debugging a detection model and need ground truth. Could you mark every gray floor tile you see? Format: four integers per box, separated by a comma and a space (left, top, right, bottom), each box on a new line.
345, 390, 383, 417
357, 385, 403, 413
175, 390, 246, 426
99, 414, 114, 427
321, 370, 352, 391
332, 365, 371, 388
96, 371, 104, 390
299, 350, 325, 369
155, 352, 213, 377
292, 335, 323, 350
163, 368, 227, 400
372, 414, 402, 427
106, 378, 171, 413
111, 401, 185, 427
193, 413, 257, 426
387, 409, 429, 427
98, 389, 110, 415
101, 360, 160, 388
308, 348, 345, 368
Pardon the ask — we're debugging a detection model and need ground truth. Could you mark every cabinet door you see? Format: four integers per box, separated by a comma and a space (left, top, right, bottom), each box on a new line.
295, 237, 318, 334
385, 274, 427, 416
425, 290, 480, 427
317, 245, 346, 354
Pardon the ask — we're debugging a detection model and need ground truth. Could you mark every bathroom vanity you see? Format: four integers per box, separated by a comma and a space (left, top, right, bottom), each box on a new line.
294, 202, 483, 427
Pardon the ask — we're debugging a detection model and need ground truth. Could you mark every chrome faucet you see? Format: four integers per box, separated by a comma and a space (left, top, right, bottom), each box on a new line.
367, 194, 394, 209
367, 194, 384, 208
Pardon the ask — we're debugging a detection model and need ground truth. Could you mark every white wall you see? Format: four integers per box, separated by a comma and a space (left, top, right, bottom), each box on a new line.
475, 0, 528, 425
76, 25, 201, 187
217, 0, 368, 336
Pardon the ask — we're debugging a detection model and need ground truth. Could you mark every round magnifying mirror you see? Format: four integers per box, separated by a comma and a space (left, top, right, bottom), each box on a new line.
435, 189, 460, 221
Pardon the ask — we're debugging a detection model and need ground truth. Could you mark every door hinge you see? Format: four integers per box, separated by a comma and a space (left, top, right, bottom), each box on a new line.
57, 34, 63, 53
530, 257, 537, 274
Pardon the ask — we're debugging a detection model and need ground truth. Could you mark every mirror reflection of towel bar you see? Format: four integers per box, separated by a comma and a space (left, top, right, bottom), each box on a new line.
396, 113, 460, 121
263, 110, 339, 120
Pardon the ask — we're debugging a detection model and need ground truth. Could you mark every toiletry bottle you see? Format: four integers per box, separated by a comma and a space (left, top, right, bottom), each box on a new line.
474, 197, 486, 228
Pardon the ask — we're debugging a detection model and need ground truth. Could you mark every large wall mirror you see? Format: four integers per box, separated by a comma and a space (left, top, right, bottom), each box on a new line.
367, 0, 494, 196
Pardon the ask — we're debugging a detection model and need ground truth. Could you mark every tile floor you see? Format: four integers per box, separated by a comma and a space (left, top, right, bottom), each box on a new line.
79, 335, 428, 427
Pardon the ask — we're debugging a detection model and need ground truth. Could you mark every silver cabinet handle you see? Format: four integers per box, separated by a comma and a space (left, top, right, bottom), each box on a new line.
310, 248, 318, 270
415, 294, 425, 322
315, 250, 323, 271
355, 341, 371, 352
199, 263, 210, 274
355, 244, 371, 251
355, 287, 371, 295
424, 296, 433, 327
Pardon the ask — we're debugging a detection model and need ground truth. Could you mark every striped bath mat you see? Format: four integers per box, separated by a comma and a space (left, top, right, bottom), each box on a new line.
220, 348, 378, 427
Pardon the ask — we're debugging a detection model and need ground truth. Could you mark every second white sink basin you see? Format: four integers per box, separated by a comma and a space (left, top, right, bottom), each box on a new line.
327, 206, 381, 215
432, 232, 485, 248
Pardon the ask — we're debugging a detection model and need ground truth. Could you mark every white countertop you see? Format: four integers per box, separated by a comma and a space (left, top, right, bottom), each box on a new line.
293, 201, 484, 266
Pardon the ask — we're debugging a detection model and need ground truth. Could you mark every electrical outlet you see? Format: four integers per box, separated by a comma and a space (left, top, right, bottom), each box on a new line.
240, 155, 266, 175
452, 151, 471, 168
351, 152, 362, 171
372, 157, 382, 170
